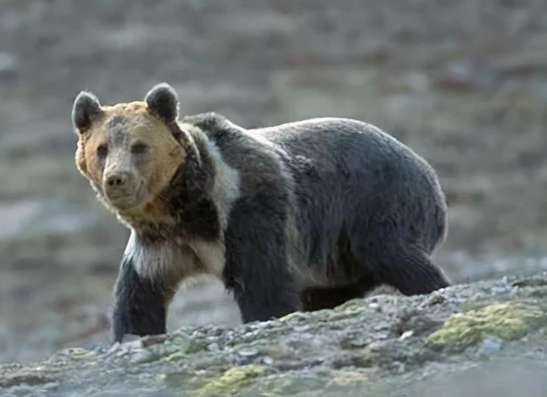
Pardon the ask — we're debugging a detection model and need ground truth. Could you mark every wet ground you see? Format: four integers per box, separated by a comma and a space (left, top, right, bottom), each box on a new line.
1, 0, 546, 362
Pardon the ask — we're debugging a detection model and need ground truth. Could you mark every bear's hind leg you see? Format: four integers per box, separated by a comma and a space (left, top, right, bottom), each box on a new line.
378, 245, 449, 295
353, 241, 450, 296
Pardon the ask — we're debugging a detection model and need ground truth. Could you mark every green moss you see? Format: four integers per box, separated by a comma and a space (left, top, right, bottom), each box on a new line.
185, 340, 210, 354
279, 311, 309, 324
140, 334, 206, 364
197, 365, 265, 396
427, 302, 545, 352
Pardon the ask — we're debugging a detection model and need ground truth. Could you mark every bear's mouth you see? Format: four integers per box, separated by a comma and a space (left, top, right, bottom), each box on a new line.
105, 182, 146, 210
107, 193, 138, 210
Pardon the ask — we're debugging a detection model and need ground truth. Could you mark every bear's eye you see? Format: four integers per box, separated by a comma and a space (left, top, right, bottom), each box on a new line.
131, 141, 148, 155
97, 144, 108, 158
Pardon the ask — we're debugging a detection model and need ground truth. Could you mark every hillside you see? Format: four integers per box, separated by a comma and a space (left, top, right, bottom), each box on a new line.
3, 274, 547, 396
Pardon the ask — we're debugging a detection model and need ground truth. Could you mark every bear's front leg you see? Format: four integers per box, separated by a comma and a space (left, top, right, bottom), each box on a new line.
223, 197, 301, 322
111, 257, 171, 343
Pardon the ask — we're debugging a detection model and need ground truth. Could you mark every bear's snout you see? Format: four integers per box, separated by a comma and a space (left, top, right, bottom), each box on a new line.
106, 172, 130, 188
103, 171, 140, 209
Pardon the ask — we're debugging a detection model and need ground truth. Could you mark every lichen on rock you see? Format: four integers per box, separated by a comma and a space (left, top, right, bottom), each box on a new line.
427, 302, 546, 351
197, 365, 266, 396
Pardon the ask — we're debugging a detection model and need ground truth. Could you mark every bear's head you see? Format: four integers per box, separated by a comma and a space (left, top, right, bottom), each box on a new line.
72, 83, 186, 218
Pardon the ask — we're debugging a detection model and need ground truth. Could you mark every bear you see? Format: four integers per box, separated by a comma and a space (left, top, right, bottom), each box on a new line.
71, 83, 450, 342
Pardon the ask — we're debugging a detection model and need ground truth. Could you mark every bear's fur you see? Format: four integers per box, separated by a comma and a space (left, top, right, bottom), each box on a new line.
72, 83, 450, 342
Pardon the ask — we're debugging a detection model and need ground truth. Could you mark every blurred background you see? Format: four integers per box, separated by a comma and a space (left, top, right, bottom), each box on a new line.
1, 0, 546, 363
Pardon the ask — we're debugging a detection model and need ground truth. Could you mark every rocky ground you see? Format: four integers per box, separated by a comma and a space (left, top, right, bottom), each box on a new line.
3, 273, 547, 396
1, 0, 547, 364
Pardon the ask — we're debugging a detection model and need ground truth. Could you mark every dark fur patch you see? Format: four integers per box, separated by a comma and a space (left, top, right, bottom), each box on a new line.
166, 121, 183, 142
369, 243, 450, 295
106, 115, 128, 128
72, 91, 102, 132
163, 137, 220, 241
223, 193, 301, 321
145, 83, 179, 123
104, 115, 129, 146
112, 256, 168, 342
182, 112, 229, 137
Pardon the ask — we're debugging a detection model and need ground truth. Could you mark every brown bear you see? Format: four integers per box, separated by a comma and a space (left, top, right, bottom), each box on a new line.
72, 83, 450, 342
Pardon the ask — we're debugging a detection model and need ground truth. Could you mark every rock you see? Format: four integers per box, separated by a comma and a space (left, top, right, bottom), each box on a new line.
427, 302, 545, 352
2, 273, 547, 396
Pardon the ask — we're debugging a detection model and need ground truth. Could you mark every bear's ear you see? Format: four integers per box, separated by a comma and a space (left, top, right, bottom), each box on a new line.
72, 91, 102, 133
145, 82, 179, 123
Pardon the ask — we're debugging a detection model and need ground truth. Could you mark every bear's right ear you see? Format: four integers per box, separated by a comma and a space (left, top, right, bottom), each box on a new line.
145, 83, 179, 123
72, 91, 102, 133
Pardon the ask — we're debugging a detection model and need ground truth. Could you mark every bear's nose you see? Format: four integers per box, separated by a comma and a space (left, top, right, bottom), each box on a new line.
106, 172, 129, 188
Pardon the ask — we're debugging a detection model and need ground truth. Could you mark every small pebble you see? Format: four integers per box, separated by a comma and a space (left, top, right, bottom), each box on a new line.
238, 349, 259, 358
399, 330, 414, 341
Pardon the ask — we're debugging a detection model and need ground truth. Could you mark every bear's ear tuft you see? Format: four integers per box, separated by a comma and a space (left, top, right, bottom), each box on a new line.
72, 91, 102, 133
145, 82, 179, 123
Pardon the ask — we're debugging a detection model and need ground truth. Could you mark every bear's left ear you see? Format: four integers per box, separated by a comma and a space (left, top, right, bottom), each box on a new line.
145, 82, 179, 123
72, 91, 103, 133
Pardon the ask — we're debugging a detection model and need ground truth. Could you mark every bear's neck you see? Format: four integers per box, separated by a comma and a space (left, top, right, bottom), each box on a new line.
116, 197, 176, 243
117, 130, 222, 244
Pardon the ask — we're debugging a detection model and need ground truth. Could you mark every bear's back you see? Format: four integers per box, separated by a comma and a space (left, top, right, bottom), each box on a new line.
253, 117, 443, 210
